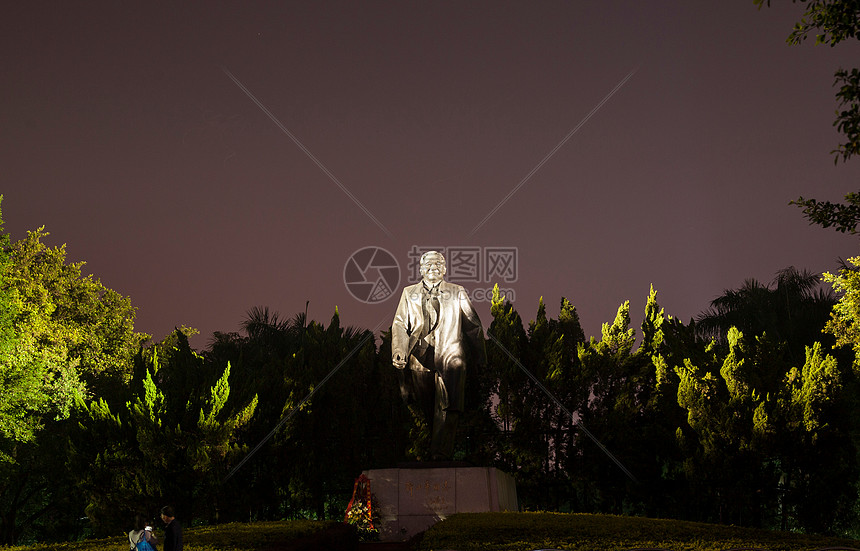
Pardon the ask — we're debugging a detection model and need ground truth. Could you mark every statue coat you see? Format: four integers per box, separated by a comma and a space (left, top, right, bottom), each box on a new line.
392, 280, 486, 412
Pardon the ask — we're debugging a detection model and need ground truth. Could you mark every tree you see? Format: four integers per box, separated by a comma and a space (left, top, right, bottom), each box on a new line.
485, 286, 529, 469
0, 198, 50, 452
71, 329, 258, 535
769, 342, 857, 533
685, 265, 860, 530
205, 307, 407, 522
676, 315, 856, 532
1, 219, 147, 444
571, 301, 640, 513
823, 255, 860, 363
756, 0, 860, 231
0, 214, 85, 455
495, 297, 566, 510
679, 327, 807, 527
766, 0, 860, 163
0, 198, 147, 544
272, 310, 404, 520
792, 191, 860, 235
201, 307, 305, 521
629, 287, 692, 519
695, 266, 836, 366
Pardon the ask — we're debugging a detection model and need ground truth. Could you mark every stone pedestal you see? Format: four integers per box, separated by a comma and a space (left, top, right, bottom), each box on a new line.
363, 465, 518, 541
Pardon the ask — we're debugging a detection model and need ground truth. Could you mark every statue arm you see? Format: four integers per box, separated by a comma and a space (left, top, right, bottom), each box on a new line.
391, 289, 411, 368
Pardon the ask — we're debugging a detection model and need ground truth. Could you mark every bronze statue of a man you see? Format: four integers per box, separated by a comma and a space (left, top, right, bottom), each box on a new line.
392, 250, 486, 461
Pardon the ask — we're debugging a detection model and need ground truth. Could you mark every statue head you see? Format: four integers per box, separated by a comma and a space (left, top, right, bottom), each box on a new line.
419, 250, 446, 286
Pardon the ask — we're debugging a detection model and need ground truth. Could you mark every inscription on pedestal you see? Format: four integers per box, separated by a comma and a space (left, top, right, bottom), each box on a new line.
400, 477, 454, 514
401, 470, 455, 515
364, 466, 518, 541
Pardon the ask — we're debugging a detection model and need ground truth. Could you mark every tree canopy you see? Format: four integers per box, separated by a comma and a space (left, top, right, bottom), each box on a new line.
755, 0, 860, 233
0, 197, 145, 462
3, 196, 860, 541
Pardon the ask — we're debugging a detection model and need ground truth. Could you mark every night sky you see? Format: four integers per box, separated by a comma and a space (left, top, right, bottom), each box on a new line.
3, 2, 859, 348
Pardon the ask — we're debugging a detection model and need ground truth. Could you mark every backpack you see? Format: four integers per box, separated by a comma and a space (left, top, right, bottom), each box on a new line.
135, 530, 156, 551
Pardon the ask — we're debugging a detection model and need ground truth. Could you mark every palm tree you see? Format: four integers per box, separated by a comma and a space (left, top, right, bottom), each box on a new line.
695, 266, 836, 363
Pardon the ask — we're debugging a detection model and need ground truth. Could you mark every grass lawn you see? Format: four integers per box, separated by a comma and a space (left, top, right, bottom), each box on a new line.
415, 512, 860, 551
5, 513, 860, 551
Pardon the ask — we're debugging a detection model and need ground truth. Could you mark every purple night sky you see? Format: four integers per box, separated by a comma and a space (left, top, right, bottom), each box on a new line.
3, 2, 859, 348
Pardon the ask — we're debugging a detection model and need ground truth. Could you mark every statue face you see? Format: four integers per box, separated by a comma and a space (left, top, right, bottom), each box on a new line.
420, 252, 446, 285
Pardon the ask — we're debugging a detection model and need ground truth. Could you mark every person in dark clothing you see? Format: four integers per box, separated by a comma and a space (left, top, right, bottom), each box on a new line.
160, 506, 182, 551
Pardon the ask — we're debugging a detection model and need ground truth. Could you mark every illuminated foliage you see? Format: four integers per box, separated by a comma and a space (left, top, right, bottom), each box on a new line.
3, 190, 858, 539
0, 225, 81, 453
823, 255, 860, 363
71, 330, 257, 536
0, 198, 144, 460
0, 199, 148, 544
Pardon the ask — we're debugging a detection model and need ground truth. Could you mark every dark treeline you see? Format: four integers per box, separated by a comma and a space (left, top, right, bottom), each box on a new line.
2, 202, 859, 543
3, 213, 859, 546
